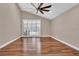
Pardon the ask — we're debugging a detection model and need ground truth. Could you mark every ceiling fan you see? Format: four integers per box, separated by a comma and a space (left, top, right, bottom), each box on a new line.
31, 3, 52, 14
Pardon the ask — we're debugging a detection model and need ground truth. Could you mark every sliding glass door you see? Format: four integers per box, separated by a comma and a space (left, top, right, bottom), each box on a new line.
23, 20, 41, 37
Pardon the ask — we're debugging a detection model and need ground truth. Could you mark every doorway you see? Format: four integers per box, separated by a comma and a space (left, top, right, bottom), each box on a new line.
23, 20, 41, 37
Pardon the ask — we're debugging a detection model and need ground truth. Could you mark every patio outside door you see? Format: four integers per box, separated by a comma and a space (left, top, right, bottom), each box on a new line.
23, 20, 41, 37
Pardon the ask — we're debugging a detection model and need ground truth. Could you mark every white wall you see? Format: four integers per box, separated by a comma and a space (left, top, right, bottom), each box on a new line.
51, 5, 79, 49
0, 3, 21, 47
22, 11, 51, 36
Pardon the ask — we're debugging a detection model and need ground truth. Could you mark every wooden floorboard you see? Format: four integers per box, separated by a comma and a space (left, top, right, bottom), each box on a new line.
0, 37, 79, 56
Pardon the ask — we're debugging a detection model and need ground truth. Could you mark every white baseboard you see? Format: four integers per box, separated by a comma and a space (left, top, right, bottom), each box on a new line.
37, 35, 50, 37
0, 35, 49, 49
21, 35, 50, 37
50, 36, 79, 51
1, 35, 79, 51
0, 36, 21, 49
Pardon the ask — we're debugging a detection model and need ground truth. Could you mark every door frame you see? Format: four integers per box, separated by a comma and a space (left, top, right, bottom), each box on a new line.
22, 19, 41, 37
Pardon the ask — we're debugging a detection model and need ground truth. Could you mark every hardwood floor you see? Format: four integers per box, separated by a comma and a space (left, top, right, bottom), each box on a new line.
0, 37, 79, 56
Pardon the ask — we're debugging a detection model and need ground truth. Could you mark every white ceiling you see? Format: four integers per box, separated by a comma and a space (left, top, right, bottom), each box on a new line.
18, 3, 78, 20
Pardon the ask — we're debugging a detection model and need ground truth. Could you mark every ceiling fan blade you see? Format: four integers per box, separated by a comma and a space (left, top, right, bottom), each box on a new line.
40, 10, 44, 14
42, 9, 50, 12
38, 3, 43, 9
41, 5, 52, 9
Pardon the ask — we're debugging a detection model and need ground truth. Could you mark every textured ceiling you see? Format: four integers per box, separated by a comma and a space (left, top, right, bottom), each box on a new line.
18, 3, 78, 20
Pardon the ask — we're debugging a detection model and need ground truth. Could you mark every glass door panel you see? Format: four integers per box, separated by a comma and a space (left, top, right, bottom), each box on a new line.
23, 20, 41, 36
